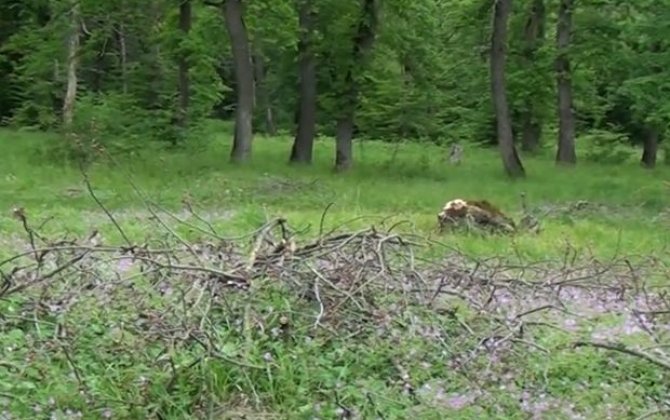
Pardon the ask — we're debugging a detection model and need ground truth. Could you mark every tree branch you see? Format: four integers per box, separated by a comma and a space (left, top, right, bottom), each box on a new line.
574, 340, 670, 371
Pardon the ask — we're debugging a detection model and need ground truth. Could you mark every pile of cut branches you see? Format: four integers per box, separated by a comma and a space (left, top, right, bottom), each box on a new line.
2, 204, 670, 370
0, 172, 429, 335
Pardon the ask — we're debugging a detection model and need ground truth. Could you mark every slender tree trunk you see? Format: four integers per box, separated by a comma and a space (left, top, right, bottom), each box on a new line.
253, 50, 276, 135
117, 24, 128, 94
490, 0, 525, 177
90, 52, 104, 93
521, 0, 545, 153
289, 0, 317, 163
521, 113, 542, 152
398, 59, 413, 139
641, 126, 658, 168
334, 0, 378, 172
177, 0, 192, 128
62, 1, 80, 128
147, 45, 163, 109
555, 0, 576, 165
335, 115, 354, 170
223, 0, 254, 162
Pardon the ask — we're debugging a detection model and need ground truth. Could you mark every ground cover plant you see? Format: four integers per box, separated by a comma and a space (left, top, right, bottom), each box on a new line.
1, 128, 670, 419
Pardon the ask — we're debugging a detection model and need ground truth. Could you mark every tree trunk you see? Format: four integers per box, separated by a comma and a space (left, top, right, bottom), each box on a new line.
641, 127, 658, 168
223, 0, 254, 162
289, 0, 317, 164
555, 0, 576, 165
521, 114, 542, 153
117, 24, 128, 94
334, 0, 378, 172
490, 0, 525, 177
335, 115, 354, 171
62, 1, 80, 128
177, 0, 192, 128
520, 0, 545, 153
253, 50, 276, 135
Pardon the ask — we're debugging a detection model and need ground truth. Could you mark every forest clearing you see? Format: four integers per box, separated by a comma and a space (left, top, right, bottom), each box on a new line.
3, 0, 670, 417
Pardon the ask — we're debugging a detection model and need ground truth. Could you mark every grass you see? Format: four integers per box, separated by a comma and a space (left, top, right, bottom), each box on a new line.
2, 125, 669, 259
1, 125, 670, 419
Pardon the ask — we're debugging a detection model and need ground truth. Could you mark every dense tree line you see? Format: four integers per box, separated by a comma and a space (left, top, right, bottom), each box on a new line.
0, 0, 668, 174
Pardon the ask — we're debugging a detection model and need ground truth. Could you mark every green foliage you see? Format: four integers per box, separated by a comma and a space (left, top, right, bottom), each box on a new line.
54, 92, 163, 163
580, 129, 634, 164
1, 0, 669, 163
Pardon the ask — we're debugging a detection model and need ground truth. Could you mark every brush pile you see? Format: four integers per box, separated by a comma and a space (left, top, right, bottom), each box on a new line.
1, 206, 668, 359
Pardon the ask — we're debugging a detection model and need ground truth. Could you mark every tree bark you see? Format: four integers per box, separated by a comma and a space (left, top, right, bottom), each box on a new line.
641, 126, 658, 168
116, 23, 128, 94
223, 0, 254, 162
555, 0, 576, 165
490, 0, 525, 177
253, 50, 276, 135
520, 0, 545, 153
62, 1, 81, 128
177, 0, 192, 128
334, 0, 378, 172
335, 109, 355, 171
521, 114, 541, 153
289, 0, 317, 164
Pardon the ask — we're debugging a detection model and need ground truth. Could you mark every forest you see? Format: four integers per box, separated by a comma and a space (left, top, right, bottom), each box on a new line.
1, 0, 670, 418
1, 0, 668, 171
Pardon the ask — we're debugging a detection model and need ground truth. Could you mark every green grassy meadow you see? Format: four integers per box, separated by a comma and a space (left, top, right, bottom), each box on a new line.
1, 126, 670, 419
2, 126, 669, 259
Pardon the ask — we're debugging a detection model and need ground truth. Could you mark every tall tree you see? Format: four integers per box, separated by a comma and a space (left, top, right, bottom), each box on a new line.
289, 0, 318, 164
176, 0, 192, 128
334, 0, 379, 172
253, 47, 276, 135
520, 0, 545, 153
641, 127, 659, 168
115, 22, 129, 94
63, 1, 81, 128
223, 0, 254, 162
491, 0, 525, 177
555, 0, 576, 164
0, 0, 26, 123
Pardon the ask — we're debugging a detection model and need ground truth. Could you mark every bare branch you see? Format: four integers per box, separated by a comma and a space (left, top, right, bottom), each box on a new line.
574, 340, 670, 371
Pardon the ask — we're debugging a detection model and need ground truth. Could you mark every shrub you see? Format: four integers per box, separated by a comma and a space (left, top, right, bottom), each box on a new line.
580, 129, 633, 164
